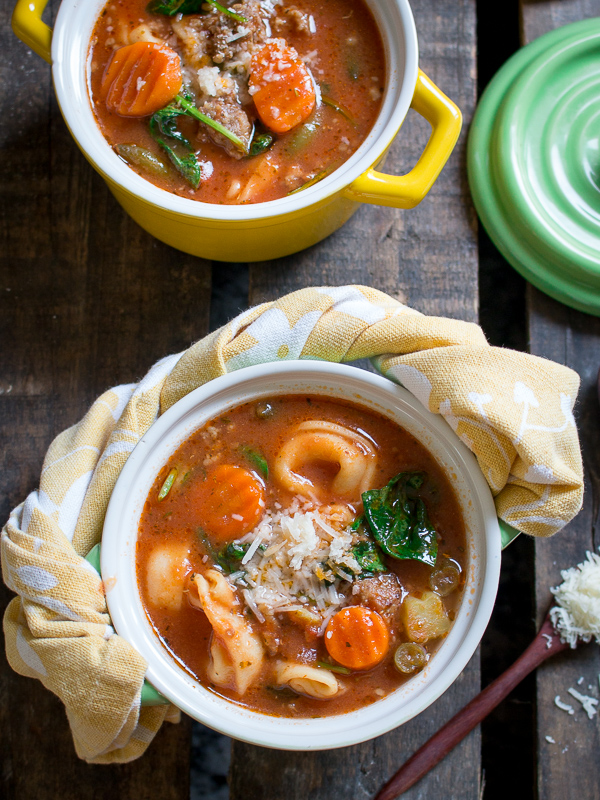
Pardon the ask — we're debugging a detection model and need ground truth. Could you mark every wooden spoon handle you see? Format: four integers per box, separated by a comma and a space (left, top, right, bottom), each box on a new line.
374, 615, 568, 800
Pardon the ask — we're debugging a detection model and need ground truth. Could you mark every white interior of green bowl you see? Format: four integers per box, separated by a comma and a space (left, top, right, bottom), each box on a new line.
101, 362, 501, 750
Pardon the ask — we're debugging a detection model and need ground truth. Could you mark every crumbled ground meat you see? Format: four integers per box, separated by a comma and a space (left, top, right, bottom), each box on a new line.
154, 2, 316, 157
259, 615, 318, 660
353, 574, 406, 635
273, 7, 312, 35
288, 643, 318, 665
259, 616, 282, 656
353, 574, 405, 613
202, 1, 273, 63
200, 99, 253, 158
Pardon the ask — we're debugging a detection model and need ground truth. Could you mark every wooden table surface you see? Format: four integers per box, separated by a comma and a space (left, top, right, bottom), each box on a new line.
1, 0, 599, 798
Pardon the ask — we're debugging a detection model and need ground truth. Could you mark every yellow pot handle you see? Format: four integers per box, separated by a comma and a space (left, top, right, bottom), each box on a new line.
12, 0, 52, 64
344, 70, 462, 209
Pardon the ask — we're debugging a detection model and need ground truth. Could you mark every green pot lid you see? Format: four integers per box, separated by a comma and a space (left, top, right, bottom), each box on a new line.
468, 18, 600, 316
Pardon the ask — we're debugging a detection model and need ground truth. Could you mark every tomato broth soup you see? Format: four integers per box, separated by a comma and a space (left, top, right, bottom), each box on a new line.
136, 396, 467, 718
88, 0, 386, 204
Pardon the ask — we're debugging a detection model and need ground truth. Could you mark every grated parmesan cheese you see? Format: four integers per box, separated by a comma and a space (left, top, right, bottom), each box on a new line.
550, 551, 600, 648
567, 687, 599, 720
225, 26, 250, 44
199, 160, 214, 181
230, 501, 362, 626
554, 695, 575, 715
196, 66, 235, 98
241, 532, 265, 565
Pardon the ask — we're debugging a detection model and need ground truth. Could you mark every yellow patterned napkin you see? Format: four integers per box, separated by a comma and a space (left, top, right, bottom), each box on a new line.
1, 285, 583, 763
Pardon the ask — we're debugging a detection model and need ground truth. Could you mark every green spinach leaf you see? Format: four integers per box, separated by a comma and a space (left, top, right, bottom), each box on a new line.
217, 541, 249, 572
205, 0, 246, 22
361, 471, 438, 566
198, 532, 252, 573
149, 103, 202, 188
149, 92, 246, 187
196, 526, 219, 562
239, 445, 269, 479
352, 539, 386, 574
147, 0, 246, 21
147, 0, 191, 15
249, 130, 275, 157
216, 540, 267, 572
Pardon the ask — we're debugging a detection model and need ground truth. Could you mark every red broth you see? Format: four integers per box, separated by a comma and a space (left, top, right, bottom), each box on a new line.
88, 0, 385, 203
136, 396, 467, 718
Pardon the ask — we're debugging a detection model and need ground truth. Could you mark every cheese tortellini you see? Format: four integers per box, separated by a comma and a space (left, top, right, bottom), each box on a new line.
274, 421, 377, 501
145, 542, 192, 612
188, 569, 264, 695
274, 661, 340, 699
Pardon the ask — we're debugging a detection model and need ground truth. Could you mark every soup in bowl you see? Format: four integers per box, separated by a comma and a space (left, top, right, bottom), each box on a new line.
12, 0, 461, 260
101, 362, 501, 748
89, 0, 386, 204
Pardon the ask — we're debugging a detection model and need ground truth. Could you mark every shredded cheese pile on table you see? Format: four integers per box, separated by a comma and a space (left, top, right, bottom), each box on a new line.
550, 551, 600, 648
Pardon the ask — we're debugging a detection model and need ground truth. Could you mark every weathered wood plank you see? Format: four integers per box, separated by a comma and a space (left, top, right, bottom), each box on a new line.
522, 0, 600, 36
0, 7, 212, 797
230, 1, 480, 798
521, 5, 600, 800
526, 290, 600, 800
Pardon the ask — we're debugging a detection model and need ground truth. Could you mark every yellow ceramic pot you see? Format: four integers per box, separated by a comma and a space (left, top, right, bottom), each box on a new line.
13, 0, 462, 262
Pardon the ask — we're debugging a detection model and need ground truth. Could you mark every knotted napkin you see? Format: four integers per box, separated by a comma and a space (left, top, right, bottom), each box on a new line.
1, 285, 584, 763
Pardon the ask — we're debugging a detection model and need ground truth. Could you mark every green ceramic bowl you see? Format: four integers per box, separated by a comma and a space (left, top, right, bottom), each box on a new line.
468, 18, 600, 316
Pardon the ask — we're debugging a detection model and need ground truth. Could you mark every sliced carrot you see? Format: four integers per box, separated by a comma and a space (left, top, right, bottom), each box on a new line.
189, 464, 265, 543
324, 606, 390, 670
249, 40, 316, 134
101, 41, 182, 117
